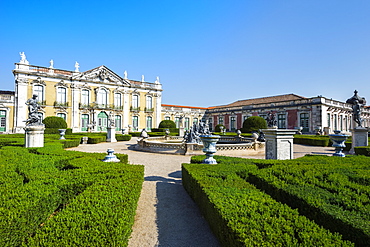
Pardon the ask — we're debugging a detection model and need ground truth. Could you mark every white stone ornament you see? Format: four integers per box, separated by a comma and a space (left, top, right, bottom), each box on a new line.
49, 59, 54, 68
19, 52, 29, 64
141, 75, 145, 82
75, 61, 80, 72
124, 70, 128, 79
155, 76, 160, 84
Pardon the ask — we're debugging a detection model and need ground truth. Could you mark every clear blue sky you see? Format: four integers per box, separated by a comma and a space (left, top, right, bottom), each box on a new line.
1, 1, 370, 107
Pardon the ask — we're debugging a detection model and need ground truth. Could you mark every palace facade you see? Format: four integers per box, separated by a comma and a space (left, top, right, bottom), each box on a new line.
1, 53, 369, 135
10, 54, 162, 133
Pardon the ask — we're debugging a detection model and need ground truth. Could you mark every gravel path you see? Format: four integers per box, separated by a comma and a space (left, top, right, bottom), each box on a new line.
68, 138, 335, 247
68, 138, 221, 247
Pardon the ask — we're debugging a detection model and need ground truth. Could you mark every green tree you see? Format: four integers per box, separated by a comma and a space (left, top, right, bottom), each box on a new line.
43, 116, 67, 129
158, 120, 176, 129
241, 116, 267, 133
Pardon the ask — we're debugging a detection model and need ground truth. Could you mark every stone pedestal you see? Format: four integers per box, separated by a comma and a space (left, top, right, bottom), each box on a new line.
106, 126, 117, 142
185, 142, 198, 155
179, 127, 185, 138
263, 129, 297, 160
350, 127, 368, 154
24, 125, 45, 148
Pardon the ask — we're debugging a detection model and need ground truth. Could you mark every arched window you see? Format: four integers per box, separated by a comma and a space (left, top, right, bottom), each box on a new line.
0, 110, 6, 132
146, 116, 152, 131
81, 114, 89, 131
81, 90, 90, 106
57, 87, 66, 104
97, 88, 108, 106
115, 115, 122, 131
146, 96, 153, 111
132, 116, 138, 131
33, 85, 44, 103
114, 93, 122, 109
132, 95, 139, 110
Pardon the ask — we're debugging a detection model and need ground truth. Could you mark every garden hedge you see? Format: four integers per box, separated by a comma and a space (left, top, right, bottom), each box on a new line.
183, 155, 370, 246
0, 136, 143, 246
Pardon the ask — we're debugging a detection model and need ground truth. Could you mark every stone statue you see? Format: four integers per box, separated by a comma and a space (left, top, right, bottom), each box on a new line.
183, 122, 211, 143
75, 61, 80, 72
25, 94, 42, 126
266, 111, 277, 128
155, 76, 160, 84
124, 70, 128, 79
19, 52, 29, 64
49, 59, 54, 68
141, 75, 145, 82
140, 128, 148, 138
346, 90, 366, 127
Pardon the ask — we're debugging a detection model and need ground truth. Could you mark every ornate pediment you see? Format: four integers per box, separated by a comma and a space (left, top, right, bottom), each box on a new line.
73, 66, 130, 86
54, 80, 69, 88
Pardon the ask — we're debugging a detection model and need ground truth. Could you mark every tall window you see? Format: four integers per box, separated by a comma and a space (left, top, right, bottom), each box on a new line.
175, 117, 180, 128
132, 95, 139, 109
97, 88, 108, 106
81, 114, 89, 131
33, 85, 44, 103
230, 116, 236, 131
57, 113, 66, 121
0, 110, 6, 132
146, 116, 152, 131
208, 118, 213, 131
57, 87, 66, 104
339, 115, 343, 131
334, 114, 337, 130
115, 115, 122, 131
132, 116, 138, 131
327, 113, 331, 127
278, 114, 286, 129
300, 113, 309, 132
193, 118, 198, 125
218, 116, 223, 126
184, 117, 190, 130
81, 90, 90, 106
114, 93, 122, 108
146, 96, 152, 111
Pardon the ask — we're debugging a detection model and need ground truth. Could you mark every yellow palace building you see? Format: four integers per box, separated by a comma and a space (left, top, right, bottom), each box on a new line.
10, 53, 163, 133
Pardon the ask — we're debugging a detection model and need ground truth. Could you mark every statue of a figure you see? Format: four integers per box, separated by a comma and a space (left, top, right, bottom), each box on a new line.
266, 112, 277, 127
155, 76, 160, 84
19, 52, 29, 64
25, 94, 42, 126
140, 128, 148, 138
108, 112, 115, 127
353, 100, 363, 127
346, 90, 366, 128
75, 61, 80, 72
124, 70, 128, 79
49, 59, 54, 68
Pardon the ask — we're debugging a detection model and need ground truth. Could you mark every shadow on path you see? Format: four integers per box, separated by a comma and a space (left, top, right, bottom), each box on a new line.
145, 172, 220, 247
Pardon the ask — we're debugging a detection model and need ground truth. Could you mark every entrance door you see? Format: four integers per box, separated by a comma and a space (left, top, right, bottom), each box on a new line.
97, 111, 108, 131
300, 113, 309, 132
0, 110, 6, 132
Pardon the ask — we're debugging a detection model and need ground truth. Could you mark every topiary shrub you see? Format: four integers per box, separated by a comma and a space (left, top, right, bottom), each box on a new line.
43, 116, 67, 129
241, 116, 267, 133
158, 120, 176, 129
215, 124, 226, 132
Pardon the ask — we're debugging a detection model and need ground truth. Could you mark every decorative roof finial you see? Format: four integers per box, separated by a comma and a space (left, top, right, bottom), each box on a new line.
141, 75, 145, 82
49, 59, 54, 68
155, 76, 160, 84
124, 70, 128, 79
19, 52, 29, 65
74, 61, 80, 72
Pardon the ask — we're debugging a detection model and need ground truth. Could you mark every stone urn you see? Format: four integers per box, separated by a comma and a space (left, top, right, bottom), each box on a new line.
102, 149, 120, 162
200, 135, 220, 164
329, 130, 349, 157
58, 129, 66, 140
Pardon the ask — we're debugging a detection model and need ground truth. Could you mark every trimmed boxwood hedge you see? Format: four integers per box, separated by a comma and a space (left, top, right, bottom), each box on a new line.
183, 155, 370, 246
0, 136, 143, 246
